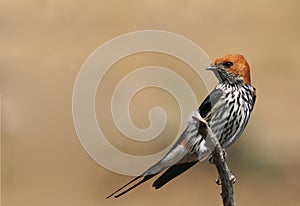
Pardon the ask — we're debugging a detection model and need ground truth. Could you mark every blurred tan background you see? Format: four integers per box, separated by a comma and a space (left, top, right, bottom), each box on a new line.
1, 0, 300, 205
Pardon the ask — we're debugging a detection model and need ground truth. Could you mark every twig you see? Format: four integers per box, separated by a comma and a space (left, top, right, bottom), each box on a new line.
211, 144, 236, 206
193, 112, 236, 206
206, 127, 236, 206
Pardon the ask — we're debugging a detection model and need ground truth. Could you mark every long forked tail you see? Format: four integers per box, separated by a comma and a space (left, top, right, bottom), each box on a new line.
106, 161, 199, 198
106, 173, 158, 199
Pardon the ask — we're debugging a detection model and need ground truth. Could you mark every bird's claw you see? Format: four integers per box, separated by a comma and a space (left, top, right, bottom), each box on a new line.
215, 177, 222, 185
215, 173, 236, 185
229, 173, 236, 184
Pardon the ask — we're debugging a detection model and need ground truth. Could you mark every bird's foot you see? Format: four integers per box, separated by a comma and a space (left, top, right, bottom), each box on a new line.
215, 177, 222, 185
215, 172, 236, 185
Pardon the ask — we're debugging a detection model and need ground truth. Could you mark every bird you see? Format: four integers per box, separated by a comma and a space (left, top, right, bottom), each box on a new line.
106, 54, 256, 198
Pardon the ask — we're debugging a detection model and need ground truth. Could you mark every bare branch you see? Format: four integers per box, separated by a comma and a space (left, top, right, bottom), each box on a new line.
211, 144, 236, 206
206, 126, 236, 206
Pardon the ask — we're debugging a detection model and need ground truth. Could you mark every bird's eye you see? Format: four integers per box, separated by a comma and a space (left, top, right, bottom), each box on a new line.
222, 61, 233, 68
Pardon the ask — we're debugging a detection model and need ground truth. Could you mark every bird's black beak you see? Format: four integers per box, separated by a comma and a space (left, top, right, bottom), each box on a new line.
206, 64, 219, 71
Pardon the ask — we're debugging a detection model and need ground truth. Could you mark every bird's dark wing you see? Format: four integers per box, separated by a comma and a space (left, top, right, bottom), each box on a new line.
198, 88, 223, 118
151, 89, 224, 190
152, 160, 199, 189
106, 89, 222, 198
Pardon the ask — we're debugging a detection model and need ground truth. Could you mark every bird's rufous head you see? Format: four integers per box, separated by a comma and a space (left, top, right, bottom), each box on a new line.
209, 54, 251, 85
